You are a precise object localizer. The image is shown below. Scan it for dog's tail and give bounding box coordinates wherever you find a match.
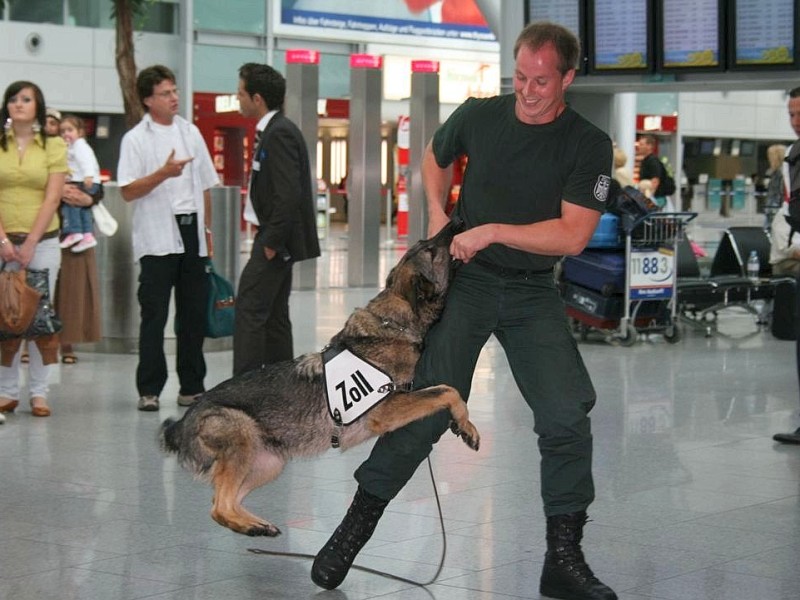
[159,417,182,455]
[159,412,216,479]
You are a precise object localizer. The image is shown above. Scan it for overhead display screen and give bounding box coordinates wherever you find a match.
[589,0,651,73]
[660,0,723,71]
[526,0,585,72]
[731,0,797,68]
[527,0,581,36]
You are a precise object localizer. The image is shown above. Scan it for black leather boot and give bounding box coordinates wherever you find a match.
[311,487,389,589]
[539,512,617,600]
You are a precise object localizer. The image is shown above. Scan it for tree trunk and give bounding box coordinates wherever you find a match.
[114,0,143,129]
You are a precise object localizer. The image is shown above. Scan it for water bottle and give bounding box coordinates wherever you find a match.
[747,250,760,282]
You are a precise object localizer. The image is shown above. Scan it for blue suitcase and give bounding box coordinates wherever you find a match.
[586,213,622,249]
[562,250,625,296]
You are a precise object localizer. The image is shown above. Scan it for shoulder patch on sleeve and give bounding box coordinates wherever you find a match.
[594,175,611,202]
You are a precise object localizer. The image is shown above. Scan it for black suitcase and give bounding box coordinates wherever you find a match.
[563,281,664,322]
[563,281,623,318]
[771,277,797,340]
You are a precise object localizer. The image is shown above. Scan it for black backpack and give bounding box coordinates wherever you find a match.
[658,158,677,197]
[786,189,800,246]
[607,184,658,219]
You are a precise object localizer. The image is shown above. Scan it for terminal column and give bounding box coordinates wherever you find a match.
[285,49,320,290]
[407,60,440,246]
[348,54,383,287]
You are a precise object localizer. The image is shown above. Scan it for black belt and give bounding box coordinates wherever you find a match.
[175,213,197,225]
[473,257,553,279]
[6,230,59,245]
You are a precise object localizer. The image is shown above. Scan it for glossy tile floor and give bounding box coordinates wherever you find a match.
[1,222,799,600]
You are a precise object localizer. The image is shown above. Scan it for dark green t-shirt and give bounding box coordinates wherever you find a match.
[432,94,612,270]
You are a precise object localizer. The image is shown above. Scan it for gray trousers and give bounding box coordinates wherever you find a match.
[355,260,597,516]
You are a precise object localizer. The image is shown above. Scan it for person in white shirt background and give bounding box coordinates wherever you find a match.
[116,64,219,412]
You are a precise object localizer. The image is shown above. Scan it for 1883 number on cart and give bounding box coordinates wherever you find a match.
[629,246,675,299]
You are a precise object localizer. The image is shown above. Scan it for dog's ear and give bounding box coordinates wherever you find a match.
[385,265,397,289]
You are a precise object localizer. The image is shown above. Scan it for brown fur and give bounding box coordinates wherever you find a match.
[160,220,479,536]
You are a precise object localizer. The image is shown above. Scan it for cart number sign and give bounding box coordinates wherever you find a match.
[629,247,674,299]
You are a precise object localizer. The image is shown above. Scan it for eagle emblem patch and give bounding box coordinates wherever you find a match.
[594,175,611,202]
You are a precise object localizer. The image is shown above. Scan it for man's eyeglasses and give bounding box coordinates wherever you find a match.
[153,88,179,99]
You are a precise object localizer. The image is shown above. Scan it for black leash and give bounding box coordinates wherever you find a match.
[247,456,447,588]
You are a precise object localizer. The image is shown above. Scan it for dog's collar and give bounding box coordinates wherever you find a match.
[378,313,428,355]
[381,317,407,332]
[365,309,410,334]
[375,314,425,353]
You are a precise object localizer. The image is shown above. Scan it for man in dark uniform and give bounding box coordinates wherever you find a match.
[311,22,617,600]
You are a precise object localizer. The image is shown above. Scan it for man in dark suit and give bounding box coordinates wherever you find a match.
[233,63,320,377]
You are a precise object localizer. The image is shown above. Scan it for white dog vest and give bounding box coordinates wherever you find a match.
[323,346,394,426]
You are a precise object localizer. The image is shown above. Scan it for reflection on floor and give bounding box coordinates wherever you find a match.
[1,224,798,600]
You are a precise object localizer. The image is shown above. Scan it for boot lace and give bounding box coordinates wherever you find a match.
[549,519,602,585]
[552,543,600,585]
[323,493,386,562]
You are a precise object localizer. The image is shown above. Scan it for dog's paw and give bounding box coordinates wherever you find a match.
[245,522,282,537]
[213,511,282,537]
[451,420,480,451]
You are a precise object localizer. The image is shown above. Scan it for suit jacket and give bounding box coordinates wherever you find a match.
[250,112,320,262]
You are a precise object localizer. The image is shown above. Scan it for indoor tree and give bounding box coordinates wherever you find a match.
[0,0,154,127]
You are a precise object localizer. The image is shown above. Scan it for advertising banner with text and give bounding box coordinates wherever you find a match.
[276,0,496,47]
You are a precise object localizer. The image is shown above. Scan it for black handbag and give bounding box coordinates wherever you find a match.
[0,268,62,340]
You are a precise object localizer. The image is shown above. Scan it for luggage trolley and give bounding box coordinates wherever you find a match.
[615,211,697,345]
[563,211,697,345]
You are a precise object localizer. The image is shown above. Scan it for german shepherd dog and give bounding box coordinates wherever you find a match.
[160,219,479,537]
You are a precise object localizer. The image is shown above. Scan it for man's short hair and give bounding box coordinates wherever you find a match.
[136,65,176,112]
[239,63,286,112]
[513,21,581,75]
[789,87,800,99]
[640,134,657,148]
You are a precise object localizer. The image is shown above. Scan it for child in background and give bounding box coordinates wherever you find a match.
[59,114,101,253]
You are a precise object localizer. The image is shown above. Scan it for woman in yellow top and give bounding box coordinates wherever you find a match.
[0,81,68,418]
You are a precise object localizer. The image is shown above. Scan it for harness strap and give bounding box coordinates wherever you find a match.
[331,408,343,448]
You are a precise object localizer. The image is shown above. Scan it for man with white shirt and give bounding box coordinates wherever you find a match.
[117,65,219,412]
[232,63,320,377]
